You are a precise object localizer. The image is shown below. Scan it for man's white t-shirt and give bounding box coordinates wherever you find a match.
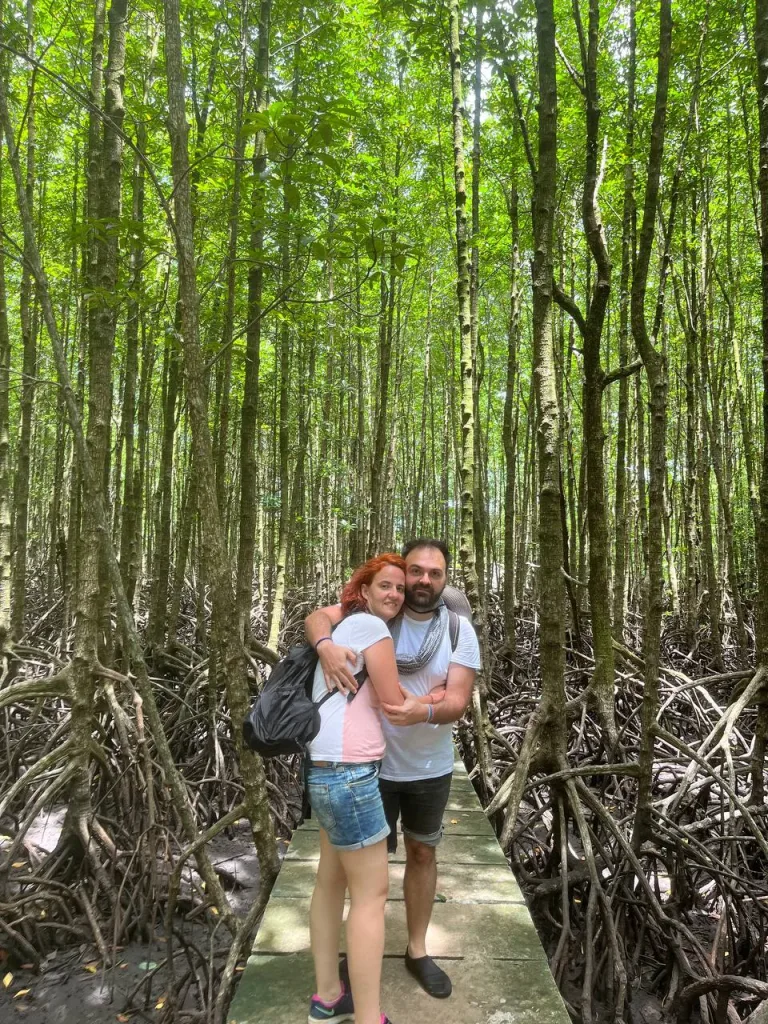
[380,612,481,781]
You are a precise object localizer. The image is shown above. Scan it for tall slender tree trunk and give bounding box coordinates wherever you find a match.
[0,136,10,650]
[533,0,566,761]
[215,16,247,531]
[237,0,272,640]
[470,2,486,611]
[613,0,635,642]
[163,0,278,877]
[49,177,77,609]
[448,0,491,789]
[575,0,617,749]
[414,273,433,537]
[167,472,197,646]
[120,33,157,608]
[516,379,535,607]
[680,204,699,645]
[717,139,749,665]
[368,219,398,556]
[10,0,37,639]
[65,0,129,856]
[503,181,521,652]
[696,217,723,669]
[267,41,303,651]
[147,331,180,647]
[754,0,768,667]
[631,0,672,851]
[494,0,568,844]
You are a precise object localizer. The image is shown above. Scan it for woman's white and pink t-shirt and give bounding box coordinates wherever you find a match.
[307,612,392,763]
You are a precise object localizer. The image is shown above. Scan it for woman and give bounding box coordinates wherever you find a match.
[306,553,444,1024]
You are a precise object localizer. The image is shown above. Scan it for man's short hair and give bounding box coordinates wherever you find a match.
[401,538,451,569]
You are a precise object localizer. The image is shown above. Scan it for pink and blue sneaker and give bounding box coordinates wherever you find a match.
[308,981,355,1023]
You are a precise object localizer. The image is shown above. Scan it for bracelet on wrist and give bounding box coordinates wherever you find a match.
[426,703,434,723]
[314,636,332,651]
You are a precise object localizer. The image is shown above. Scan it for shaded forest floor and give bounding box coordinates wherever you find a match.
[1,814,287,1023]
[1,582,766,1023]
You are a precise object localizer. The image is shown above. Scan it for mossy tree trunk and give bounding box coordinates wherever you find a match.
[237,0,272,641]
[64,0,128,860]
[448,0,491,789]
[0,135,10,651]
[752,0,768,668]
[612,0,635,644]
[10,0,37,640]
[555,0,618,750]
[502,180,521,653]
[630,0,672,850]
[531,0,567,769]
[163,0,278,877]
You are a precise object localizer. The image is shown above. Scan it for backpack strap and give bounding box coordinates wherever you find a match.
[314,667,368,708]
[448,609,460,653]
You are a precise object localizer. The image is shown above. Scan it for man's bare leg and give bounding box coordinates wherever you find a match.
[403,836,436,957]
[403,836,451,997]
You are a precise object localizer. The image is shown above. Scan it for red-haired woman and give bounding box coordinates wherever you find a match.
[306,554,444,1024]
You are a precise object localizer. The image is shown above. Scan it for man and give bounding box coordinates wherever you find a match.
[304,538,480,999]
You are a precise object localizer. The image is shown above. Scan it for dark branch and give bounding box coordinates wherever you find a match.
[503,70,537,182]
[602,358,643,390]
[552,279,587,337]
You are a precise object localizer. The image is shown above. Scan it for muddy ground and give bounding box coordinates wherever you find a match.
[0,810,284,1024]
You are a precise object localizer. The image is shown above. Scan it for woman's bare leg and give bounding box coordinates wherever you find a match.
[310,828,348,1002]
[339,839,389,1024]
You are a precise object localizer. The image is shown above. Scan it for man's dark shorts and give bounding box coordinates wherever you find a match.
[379,773,453,854]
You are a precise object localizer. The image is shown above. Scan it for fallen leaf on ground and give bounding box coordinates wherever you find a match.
[14,989,31,998]
[450,819,458,824]
[137,962,158,971]
[11,862,25,868]
[83,963,99,974]
[116,1014,132,1022]
[3,972,13,988]
[155,996,166,1009]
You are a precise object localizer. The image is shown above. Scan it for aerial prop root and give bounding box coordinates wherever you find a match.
[652,723,768,862]
[665,666,767,815]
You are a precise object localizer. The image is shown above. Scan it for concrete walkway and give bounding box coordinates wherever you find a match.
[228,758,569,1024]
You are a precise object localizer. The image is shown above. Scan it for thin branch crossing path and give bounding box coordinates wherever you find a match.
[228,755,569,1024]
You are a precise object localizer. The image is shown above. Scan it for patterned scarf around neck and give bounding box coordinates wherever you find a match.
[390,602,448,675]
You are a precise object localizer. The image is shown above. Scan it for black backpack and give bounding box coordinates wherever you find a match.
[242,642,366,757]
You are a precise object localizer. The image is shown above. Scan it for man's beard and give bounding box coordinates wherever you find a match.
[404,582,445,612]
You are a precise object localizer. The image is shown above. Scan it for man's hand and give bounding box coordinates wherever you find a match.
[318,641,358,695]
[381,686,430,727]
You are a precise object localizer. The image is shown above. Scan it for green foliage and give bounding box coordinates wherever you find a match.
[0,0,763,606]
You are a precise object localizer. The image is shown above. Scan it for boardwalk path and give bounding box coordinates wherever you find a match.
[229,757,570,1024]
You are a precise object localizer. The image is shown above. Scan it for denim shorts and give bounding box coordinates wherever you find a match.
[306,761,390,851]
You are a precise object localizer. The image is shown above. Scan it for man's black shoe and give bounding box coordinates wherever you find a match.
[404,949,452,998]
[338,955,350,989]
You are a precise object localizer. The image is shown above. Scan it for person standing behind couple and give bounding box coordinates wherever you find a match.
[305,538,481,1000]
